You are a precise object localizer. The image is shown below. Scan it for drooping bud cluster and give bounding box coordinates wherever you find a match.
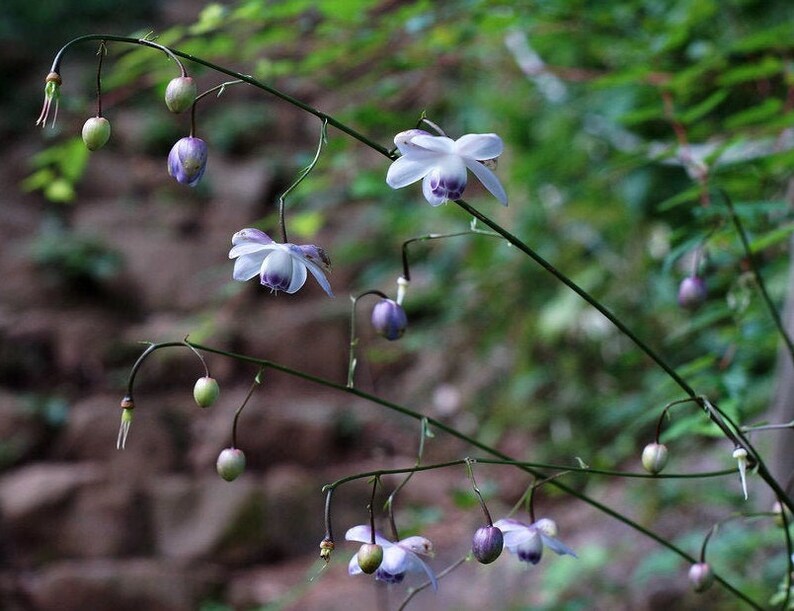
[193,376,220,408]
[471,525,503,564]
[371,298,407,340]
[164,76,197,113]
[641,442,669,474]
[82,117,111,151]
[216,447,246,481]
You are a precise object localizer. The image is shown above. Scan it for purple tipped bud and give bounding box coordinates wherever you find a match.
[168,137,208,187]
[357,543,384,574]
[165,76,197,113]
[642,442,669,474]
[193,376,220,408]
[472,525,503,564]
[371,298,407,340]
[82,117,111,151]
[216,448,246,481]
[688,562,714,592]
[678,276,707,310]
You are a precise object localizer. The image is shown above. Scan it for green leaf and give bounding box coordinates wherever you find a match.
[748,224,794,253]
[724,98,784,131]
[717,56,784,86]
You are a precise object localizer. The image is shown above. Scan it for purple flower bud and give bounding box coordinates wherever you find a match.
[165,76,197,113]
[472,525,503,564]
[678,276,707,310]
[193,376,220,408]
[371,298,407,340]
[688,562,714,592]
[357,543,384,574]
[82,117,111,151]
[641,442,669,474]
[216,447,246,481]
[168,136,208,187]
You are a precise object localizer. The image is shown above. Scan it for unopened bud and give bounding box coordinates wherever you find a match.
[371,298,407,340]
[165,76,197,113]
[688,562,714,592]
[642,442,669,474]
[82,117,111,151]
[216,447,246,481]
[193,376,220,408]
[472,525,503,564]
[357,543,384,574]
[678,276,707,310]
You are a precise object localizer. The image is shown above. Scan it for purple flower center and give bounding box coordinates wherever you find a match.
[375,569,405,584]
[260,250,294,292]
[428,168,465,201]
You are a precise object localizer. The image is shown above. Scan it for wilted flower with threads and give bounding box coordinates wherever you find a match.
[346,525,437,589]
[386,129,507,206]
[36,72,62,128]
[493,518,576,565]
[228,228,333,296]
[168,136,208,187]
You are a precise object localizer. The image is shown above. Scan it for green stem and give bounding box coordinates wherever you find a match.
[347,290,389,388]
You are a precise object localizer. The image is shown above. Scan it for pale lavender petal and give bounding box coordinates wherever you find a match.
[348,553,364,575]
[297,244,331,272]
[345,525,392,547]
[454,133,504,160]
[500,526,536,550]
[540,534,577,558]
[402,552,437,591]
[394,129,433,155]
[397,536,433,557]
[387,156,434,189]
[231,228,274,247]
[379,545,408,576]
[421,156,467,205]
[410,135,456,153]
[284,259,308,293]
[422,174,448,206]
[464,158,508,205]
[229,241,277,259]
[232,253,266,281]
[493,518,526,533]
[259,250,296,292]
[303,259,333,296]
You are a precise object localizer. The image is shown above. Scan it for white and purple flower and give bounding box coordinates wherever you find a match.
[229,228,333,296]
[345,525,437,589]
[493,518,576,565]
[386,129,508,206]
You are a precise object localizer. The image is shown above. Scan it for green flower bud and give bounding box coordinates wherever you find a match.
[165,76,197,113]
[82,117,111,151]
[216,447,246,481]
[357,543,383,574]
[193,376,220,408]
[641,442,668,474]
[688,562,714,592]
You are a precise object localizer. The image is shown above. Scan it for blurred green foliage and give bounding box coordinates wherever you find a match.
[23,0,794,606]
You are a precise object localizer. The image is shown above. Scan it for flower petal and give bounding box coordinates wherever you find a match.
[348,552,364,575]
[453,133,504,160]
[380,545,408,576]
[540,534,577,558]
[421,174,448,206]
[402,552,438,591]
[397,536,433,557]
[410,135,456,154]
[387,156,434,189]
[229,241,276,259]
[394,129,433,155]
[231,228,274,247]
[303,259,334,297]
[232,253,266,281]
[345,525,392,547]
[284,258,308,293]
[464,158,508,205]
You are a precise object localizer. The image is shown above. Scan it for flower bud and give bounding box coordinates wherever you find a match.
[371,298,407,340]
[357,543,384,574]
[164,76,197,113]
[688,562,714,592]
[641,442,669,474]
[678,276,707,310]
[472,525,503,564]
[216,447,246,481]
[82,117,111,151]
[193,376,220,408]
[168,136,208,187]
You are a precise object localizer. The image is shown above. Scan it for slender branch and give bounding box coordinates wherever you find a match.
[401,228,500,282]
[397,556,469,611]
[347,290,389,388]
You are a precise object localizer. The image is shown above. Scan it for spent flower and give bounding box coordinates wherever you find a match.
[346,525,437,589]
[494,518,577,565]
[36,72,62,128]
[386,129,507,206]
[168,136,208,187]
[229,228,333,296]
